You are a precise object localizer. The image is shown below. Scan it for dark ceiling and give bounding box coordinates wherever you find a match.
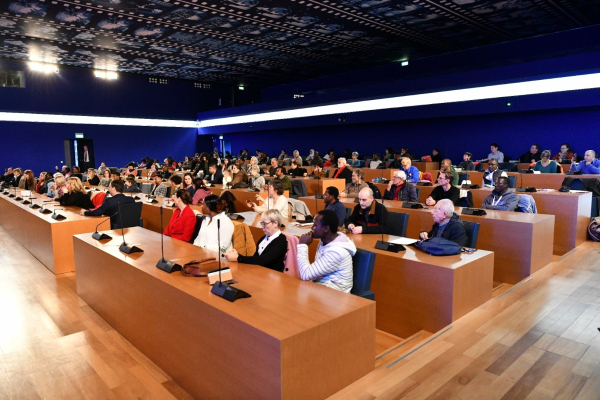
[1,0,600,87]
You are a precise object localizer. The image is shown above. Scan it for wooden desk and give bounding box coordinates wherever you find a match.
[0,190,109,274]
[74,228,375,399]
[417,186,591,255]
[210,185,289,213]
[300,197,554,284]
[289,177,346,195]
[412,162,440,172]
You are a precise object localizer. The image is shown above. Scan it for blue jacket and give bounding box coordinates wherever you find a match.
[402,166,420,183]
[325,200,347,227]
[481,189,519,211]
[571,159,600,174]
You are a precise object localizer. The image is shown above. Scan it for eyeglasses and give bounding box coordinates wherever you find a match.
[260,221,273,227]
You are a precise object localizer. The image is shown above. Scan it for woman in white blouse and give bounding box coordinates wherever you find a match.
[247,180,289,218]
[193,194,234,253]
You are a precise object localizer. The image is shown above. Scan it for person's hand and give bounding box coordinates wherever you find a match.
[224,249,239,262]
[387,182,393,191]
[339,192,347,198]
[79,209,85,216]
[351,226,363,234]
[347,224,355,231]
[255,194,263,202]
[299,231,313,245]
[303,173,307,177]
[419,231,429,240]
[425,196,435,206]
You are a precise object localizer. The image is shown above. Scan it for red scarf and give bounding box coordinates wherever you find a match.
[334,165,346,179]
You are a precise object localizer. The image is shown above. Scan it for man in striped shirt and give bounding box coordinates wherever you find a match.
[297,209,356,293]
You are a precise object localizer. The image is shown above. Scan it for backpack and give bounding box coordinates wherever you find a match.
[589,217,600,241]
[414,237,462,256]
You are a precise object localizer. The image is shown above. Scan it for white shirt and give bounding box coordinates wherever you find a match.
[193,212,234,253]
[258,230,282,255]
[255,195,289,218]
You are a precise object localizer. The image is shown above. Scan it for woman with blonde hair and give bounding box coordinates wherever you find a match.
[48,175,67,199]
[58,177,93,209]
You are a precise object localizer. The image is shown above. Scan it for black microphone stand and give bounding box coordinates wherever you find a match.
[91,211,117,241]
[156,206,182,273]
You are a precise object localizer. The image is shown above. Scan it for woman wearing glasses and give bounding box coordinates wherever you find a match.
[224,209,288,272]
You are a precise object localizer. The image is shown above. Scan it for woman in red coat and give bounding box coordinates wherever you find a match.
[163,189,197,242]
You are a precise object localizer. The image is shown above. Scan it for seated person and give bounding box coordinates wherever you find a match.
[159,166,172,180]
[80,180,134,216]
[203,163,223,186]
[230,164,248,186]
[222,168,233,186]
[163,189,196,242]
[519,144,542,163]
[58,177,94,209]
[150,175,169,197]
[291,150,303,166]
[339,169,368,198]
[306,149,315,163]
[268,158,280,176]
[87,169,100,186]
[458,152,475,171]
[370,153,383,169]
[431,148,442,163]
[399,147,412,160]
[248,180,289,218]
[193,195,234,252]
[553,143,574,163]
[278,149,288,162]
[348,152,361,167]
[10,168,23,187]
[383,147,394,162]
[110,172,120,183]
[332,157,353,184]
[311,151,323,166]
[533,150,558,173]
[71,166,83,181]
[388,152,403,169]
[97,162,107,175]
[481,176,519,211]
[426,170,460,206]
[249,165,265,189]
[192,178,212,205]
[323,186,346,228]
[1,167,14,186]
[243,156,259,174]
[485,143,504,162]
[482,159,507,188]
[437,159,459,185]
[182,173,195,197]
[571,150,600,174]
[35,172,48,194]
[297,209,355,293]
[47,175,67,199]
[274,167,292,194]
[309,163,326,178]
[258,152,269,165]
[124,175,142,193]
[224,209,288,272]
[287,160,307,177]
[383,170,418,202]
[346,187,389,234]
[18,169,36,191]
[401,158,420,183]
[419,199,468,246]
[169,175,182,195]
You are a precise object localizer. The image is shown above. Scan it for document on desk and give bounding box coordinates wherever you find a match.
[388,237,419,245]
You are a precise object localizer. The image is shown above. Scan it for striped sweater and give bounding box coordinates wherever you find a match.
[297,233,356,293]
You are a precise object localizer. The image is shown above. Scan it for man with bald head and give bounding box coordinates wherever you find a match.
[401,157,420,183]
[419,199,468,246]
[346,187,389,234]
[571,150,600,174]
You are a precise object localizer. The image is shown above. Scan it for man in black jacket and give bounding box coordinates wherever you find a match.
[332,157,353,184]
[81,179,134,217]
[346,187,389,234]
[419,199,468,246]
[203,163,223,185]
[1,168,14,187]
[383,170,418,202]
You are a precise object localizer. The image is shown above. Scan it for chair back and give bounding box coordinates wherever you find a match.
[415,187,421,203]
[165,186,172,197]
[460,190,474,208]
[351,248,376,300]
[111,202,143,230]
[189,215,205,243]
[387,211,409,237]
[499,162,518,172]
[366,182,382,199]
[462,220,480,248]
[507,175,517,188]
[458,173,470,185]
[344,207,352,226]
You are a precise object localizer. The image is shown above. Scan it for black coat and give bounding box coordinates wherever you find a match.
[84,193,135,217]
[383,183,418,202]
[346,200,389,234]
[59,191,94,209]
[206,168,223,185]
[427,213,468,247]
[87,175,100,186]
[238,234,288,272]
[333,166,353,184]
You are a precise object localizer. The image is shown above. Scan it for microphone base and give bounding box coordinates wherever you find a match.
[39,208,52,214]
[14,196,22,201]
[375,241,405,253]
[461,208,487,216]
[7,194,15,198]
[210,281,251,302]
[315,194,324,199]
[21,199,31,205]
[156,258,182,273]
[29,203,41,209]
[119,243,144,254]
[92,231,112,241]
[401,202,423,209]
[51,213,66,220]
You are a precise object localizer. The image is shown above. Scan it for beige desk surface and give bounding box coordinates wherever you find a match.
[74,227,374,399]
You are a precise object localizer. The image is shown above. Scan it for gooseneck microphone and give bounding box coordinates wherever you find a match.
[156,206,182,273]
[91,211,118,241]
[375,195,403,253]
[51,207,67,220]
[118,197,143,254]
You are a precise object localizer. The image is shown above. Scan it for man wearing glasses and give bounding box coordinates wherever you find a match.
[425,170,460,206]
[481,177,519,211]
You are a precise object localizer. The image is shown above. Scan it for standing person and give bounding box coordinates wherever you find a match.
[163,190,197,242]
[79,145,93,171]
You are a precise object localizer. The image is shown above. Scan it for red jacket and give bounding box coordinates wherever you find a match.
[164,205,196,242]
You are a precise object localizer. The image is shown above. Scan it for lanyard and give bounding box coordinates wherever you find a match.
[492,195,503,206]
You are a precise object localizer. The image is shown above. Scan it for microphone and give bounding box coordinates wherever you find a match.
[8,187,16,198]
[118,198,143,254]
[29,194,42,209]
[210,218,251,302]
[91,211,118,240]
[51,207,67,220]
[156,206,182,273]
[14,188,23,201]
[375,193,403,252]
[39,202,55,214]
[21,191,34,205]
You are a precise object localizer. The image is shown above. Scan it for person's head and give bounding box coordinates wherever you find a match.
[560,143,571,154]
[541,150,551,160]
[271,158,278,168]
[323,186,339,204]
[100,162,106,167]
[125,175,136,187]
[73,166,80,174]
[312,209,339,238]
[432,148,440,156]
[169,175,182,187]
[352,151,359,160]
[328,149,335,157]
[173,187,192,207]
[275,166,285,177]
[373,153,380,161]
[102,169,110,179]
[441,159,452,170]
[260,209,282,236]
[54,172,64,180]
[232,164,240,174]
[202,194,226,215]
[281,149,286,155]
[269,180,284,196]
[337,157,346,168]
[314,162,323,171]
[110,172,120,180]
[293,150,299,157]
[12,168,21,176]
[358,187,374,210]
[208,163,217,174]
[250,156,258,165]
[250,165,260,176]
[222,168,232,178]
[351,169,364,184]
[290,160,298,169]
[432,199,454,225]
[200,152,209,162]
[83,145,88,151]
[183,173,193,187]
[38,171,46,180]
[110,179,124,194]
[490,143,500,154]
[87,169,96,177]
[223,158,230,166]
[401,157,412,169]
[6,167,13,174]
[67,177,86,193]
[494,176,510,194]
[437,170,453,186]
[394,151,402,160]
[391,170,406,185]
[530,144,540,154]
[24,169,34,181]
[154,175,163,184]
[193,177,206,189]
[584,150,596,163]
[401,147,409,154]
[55,176,66,187]
[385,147,393,155]
[488,159,499,172]
[463,152,472,161]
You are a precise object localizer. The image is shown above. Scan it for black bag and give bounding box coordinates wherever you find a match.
[414,237,462,256]
[589,217,600,241]
[231,182,250,189]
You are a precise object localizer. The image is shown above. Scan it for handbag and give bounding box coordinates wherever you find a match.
[414,237,462,256]
[589,217,600,242]
[180,258,220,277]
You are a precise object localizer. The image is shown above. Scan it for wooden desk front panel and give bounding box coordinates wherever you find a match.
[290,177,345,195]
[210,186,289,214]
[413,162,440,172]
[74,228,374,399]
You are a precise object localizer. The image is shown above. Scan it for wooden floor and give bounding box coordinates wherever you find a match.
[1,224,599,399]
